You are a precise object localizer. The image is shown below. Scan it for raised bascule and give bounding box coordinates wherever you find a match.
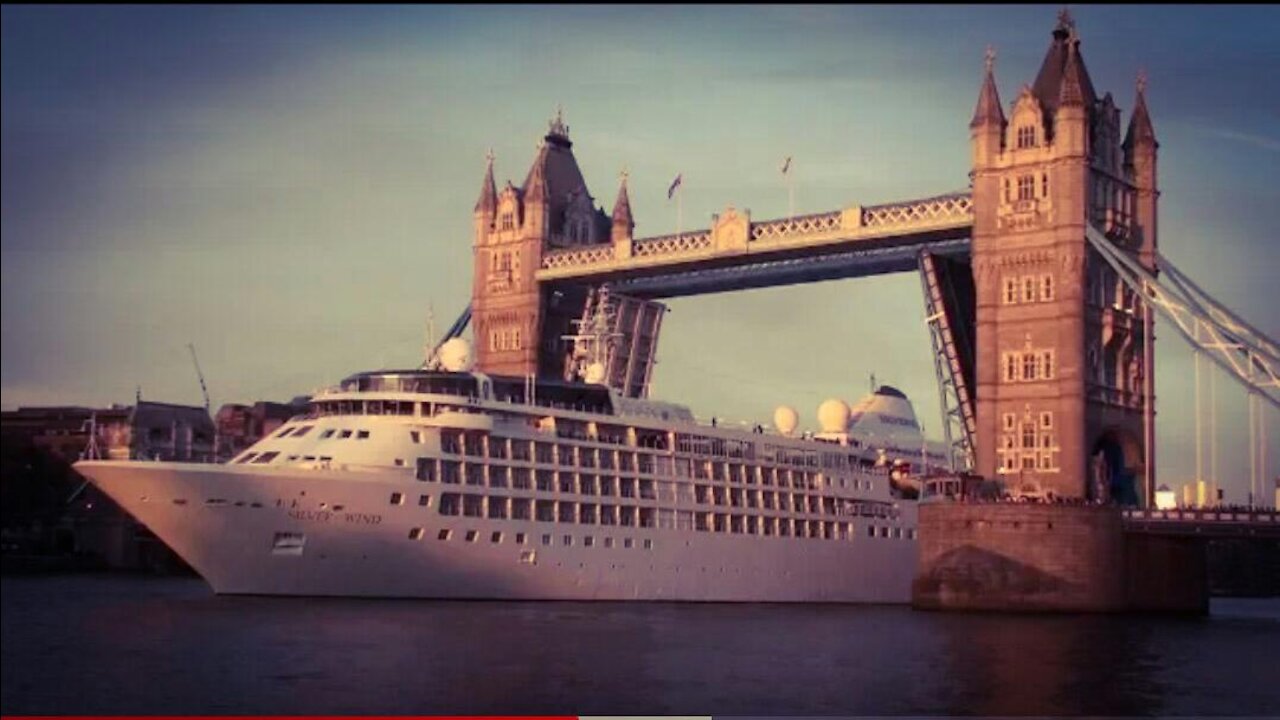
[457,12,1278,610]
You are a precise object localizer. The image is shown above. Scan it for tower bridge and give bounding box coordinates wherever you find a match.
[453,10,1279,612]
[536,192,974,293]
[461,8,1277,569]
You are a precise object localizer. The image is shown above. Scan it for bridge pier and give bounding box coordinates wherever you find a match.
[1124,533,1208,614]
[913,502,1210,614]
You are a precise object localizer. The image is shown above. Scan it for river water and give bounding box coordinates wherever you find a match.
[2,574,1277,716]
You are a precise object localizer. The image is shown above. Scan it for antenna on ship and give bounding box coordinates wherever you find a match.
[65,412,101,506]
[188,343,211,413]
[81,412,100,461]
[423,303,437,368]
[561,286,623,385]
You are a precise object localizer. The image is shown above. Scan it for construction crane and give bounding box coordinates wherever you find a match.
[188,343,210,412]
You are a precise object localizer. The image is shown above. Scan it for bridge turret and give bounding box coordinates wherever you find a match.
[522,144,551,239]
[1053,29,1091,160]
[611,171,634,244]
[473,150,498,242]
[473,109,601,380]
[1124,72,1159,268]
[970,45,1006,168]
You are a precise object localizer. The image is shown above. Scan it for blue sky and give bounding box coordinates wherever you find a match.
[2,5,1277,500]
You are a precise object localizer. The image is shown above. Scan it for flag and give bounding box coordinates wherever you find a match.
[781,156,792,175]
[667,173,683,200]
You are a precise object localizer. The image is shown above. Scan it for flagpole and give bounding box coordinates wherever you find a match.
[677,184,683,239]
[781,156,795,219]
[778,157,788,220]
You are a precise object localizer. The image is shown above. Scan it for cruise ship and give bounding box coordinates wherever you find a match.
[75,341,935,602]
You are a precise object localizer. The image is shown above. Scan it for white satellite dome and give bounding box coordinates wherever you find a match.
[437,337,474,372]
[817,398,851,434]
[773,405,799,436]
[584,362,607,384]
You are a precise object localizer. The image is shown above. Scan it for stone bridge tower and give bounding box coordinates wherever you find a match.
[970,12,1159,501]
[471,111,612,378]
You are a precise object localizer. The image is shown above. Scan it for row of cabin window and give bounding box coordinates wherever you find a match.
[449,427,841,467]
[424,492,911,541]
[759,443,826,468]
[434,439,866,488]
[1002,350,1056,383]
[696,515,913,541]
[274,425,372,441]
[692,486,892,516]
[238,450,334,465]
[418,527,655,551]
[311,401,487,418]
[1003,274,1055,304]
[677,434,758,459]
[435,493,662,526]
[417,458,875,496]
[419,490,896,526]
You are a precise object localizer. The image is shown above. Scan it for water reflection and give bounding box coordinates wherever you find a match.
[2,576,1276,715]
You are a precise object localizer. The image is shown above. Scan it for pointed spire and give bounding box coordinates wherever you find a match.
[970,45,1006,129]
[546,104,571,148]
[474,148,497,215]
[1032,9,1096,117]
[1057,30,1087,108]
[612,169,633,229]
[1056,7,1074,38]
[1124,69,1158,150]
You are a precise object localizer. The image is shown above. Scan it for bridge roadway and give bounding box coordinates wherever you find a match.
[536,192,973,298]
[1122,507,1280,539]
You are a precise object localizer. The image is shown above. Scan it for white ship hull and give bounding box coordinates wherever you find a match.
[79,460,917,603]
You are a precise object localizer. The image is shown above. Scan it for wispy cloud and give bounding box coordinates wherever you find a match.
[1205,128,1280,153]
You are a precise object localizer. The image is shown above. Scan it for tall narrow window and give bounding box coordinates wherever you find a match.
[1022,352,1038,381]
[1041,173,1050,197]
[1004,354,1017,382]
[1040,274,1054,302]
[1004,278,1019,304]
[1017,175,1035,201]
[1023,276,1037,303]
[1041,350,1055,379]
